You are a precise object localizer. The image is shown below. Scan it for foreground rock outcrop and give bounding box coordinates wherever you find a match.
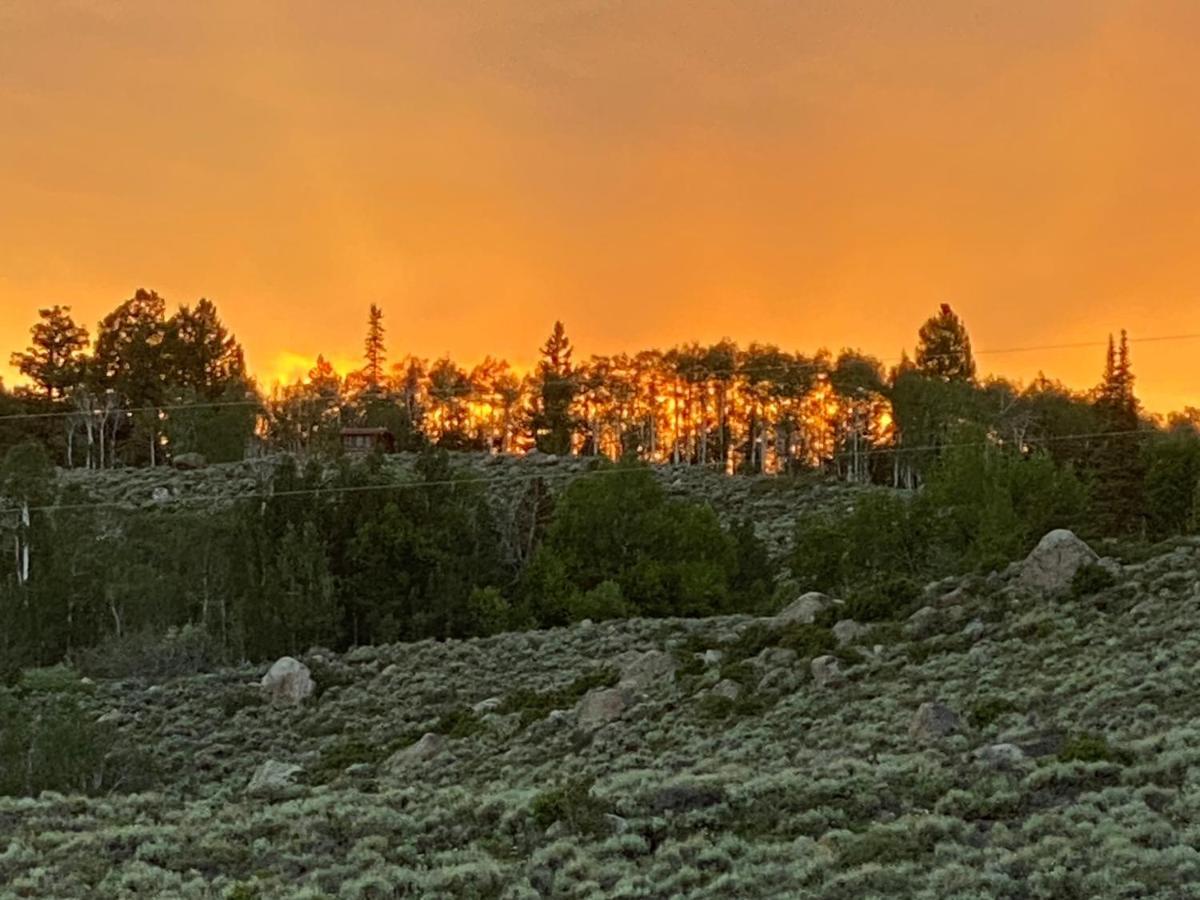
[1018,529,1098,595]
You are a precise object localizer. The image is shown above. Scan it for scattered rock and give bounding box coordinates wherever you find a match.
[776,591,835,625]
[246,759,304,799]
[811,655,841,688]
[576,688,626,729]
[387,733,446,769]
[909,701,960,742]
[755,647,797,669]
[619,650,676,691]
[832,619,869,647]
[260,657,314,704]
[1018,529,1098,595]
[711,679,741,701]
[757,668,799,694]
[172,452,207,471]
[905,606,940,639]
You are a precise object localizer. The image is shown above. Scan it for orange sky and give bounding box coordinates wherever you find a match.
[2,1,1198,412]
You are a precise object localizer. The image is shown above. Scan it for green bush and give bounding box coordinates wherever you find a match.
[73,624,225,681]
[497,667,619,727]
[968,696,1019,729]
[529,776,611,835]
[0,693,155,796]
[843,576,921,623]
[1059,733,1133,766]
[1070,563,1117,599]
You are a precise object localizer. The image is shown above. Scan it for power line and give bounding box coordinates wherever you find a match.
[1,331,1197,424]
[0,424,1164,518]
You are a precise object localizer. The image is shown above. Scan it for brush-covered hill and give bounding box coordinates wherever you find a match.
[53,451,866,558]
[3,530,1200,898]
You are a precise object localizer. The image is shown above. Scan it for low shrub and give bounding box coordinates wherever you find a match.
[968,696,1019,729]
[1071,563,1117,599]
[529,776,611,836]
[843,576,922,623]
[1058,733,1133,766]
[497,667,619,727]
[73,624,224,681]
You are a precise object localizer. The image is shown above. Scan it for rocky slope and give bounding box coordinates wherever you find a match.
[4,530,1200,897]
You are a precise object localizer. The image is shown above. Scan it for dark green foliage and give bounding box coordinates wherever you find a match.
[521,464,764,622]
[968,697,1019,729]
[73,625,225,680]
[0,692,154,796]
[1070,562,1117,599]
[838,826,937,869]
[843,576,921,623]
[1142,429,1200,539]
[310,738,391,784]
[1059,733,1134,766]
[496,667,619,728]
[529,775,610,835]
[696,691,772,720]
[435,707,484,739]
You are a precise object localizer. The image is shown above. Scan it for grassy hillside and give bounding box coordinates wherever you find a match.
[4,532,1200,898]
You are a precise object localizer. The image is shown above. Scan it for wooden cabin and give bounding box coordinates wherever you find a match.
[340,426,396,455]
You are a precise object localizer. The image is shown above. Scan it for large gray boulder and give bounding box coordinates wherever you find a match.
[577,688,626,729]
[832,619,869,647]
[1018,529,1098,595]
[260,657,314,704]
[811,655,841,688]
[776,592,835,626]
[246,759,304,799]
[909,701,960,742]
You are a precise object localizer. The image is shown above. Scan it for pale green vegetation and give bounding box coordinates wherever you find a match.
[4,535,1200,898]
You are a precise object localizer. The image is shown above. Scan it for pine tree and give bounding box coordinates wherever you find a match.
[1091,330,1144,535]
[363,304,386,392]
[915,303,976,382]
[532,321,577,455]
[10,306,90,400]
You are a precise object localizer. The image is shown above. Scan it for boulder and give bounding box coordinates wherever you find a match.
[576,688,626,729]
[832,619,869,647]
[776,591,835,625]
[619,650,676,691]
[1018,529,1098,595]
[757,668,799,694]
[260,657,314,704]
[172,452,207,471]
[387,732,446,770]
[702,649,724,667]
[909,701,960,742]
[811,655,841,688]
[905,606,940,639]
[471,696,503,715]
[711,679,741,701]
[246,759,303,799]
[961,619,986,641]
[755,647,798,670]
